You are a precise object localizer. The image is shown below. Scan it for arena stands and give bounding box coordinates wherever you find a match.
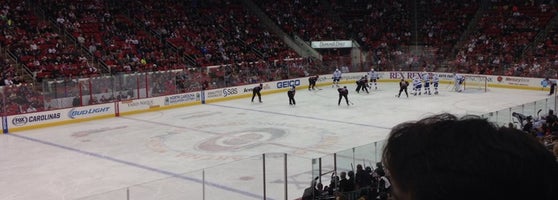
[0,0,557,112]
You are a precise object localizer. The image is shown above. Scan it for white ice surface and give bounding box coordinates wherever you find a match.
[0,83,550,200]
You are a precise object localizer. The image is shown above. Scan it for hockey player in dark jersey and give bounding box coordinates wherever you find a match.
[355,75,369,93]
[287,85,296,105]
[546,77,557,96]
[397,78,409,98]
[308,75,318,90]
[251,83,263,103]
[338,86,350,106]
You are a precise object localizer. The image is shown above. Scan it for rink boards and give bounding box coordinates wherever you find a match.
[2,71,550,133]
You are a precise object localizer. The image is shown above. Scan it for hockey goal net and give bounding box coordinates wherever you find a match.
[463,75,488,92]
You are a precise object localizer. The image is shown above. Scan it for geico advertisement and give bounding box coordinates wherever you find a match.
[275,79,302,88]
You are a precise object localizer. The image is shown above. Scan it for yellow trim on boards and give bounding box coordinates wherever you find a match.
[8,114,115,133]
[4,80,550,133]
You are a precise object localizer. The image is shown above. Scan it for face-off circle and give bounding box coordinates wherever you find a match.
[147,121,339,160]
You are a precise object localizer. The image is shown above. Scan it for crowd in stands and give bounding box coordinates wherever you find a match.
[128,0,298,66]
[1,0,558,116]
[257,0,348,42]
[455,0,557,77]
[334,0,412,70]
[36,0,188,74]
[301,163,391,200]
[513,109,558,159]
[1,0,100,81]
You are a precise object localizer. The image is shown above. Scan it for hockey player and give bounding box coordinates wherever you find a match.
[422,71,431,95]
[308,75,318,90]
[337,86,350,106]
[332,68,342,87]
[368,68,379,90]
[251,83,263,103]
[545,77,557,96]
[355,75,369,94]
[397,78,409,98]
[287,85,296,105]
[432,73,440,95]
[412,76,422,96]
[454,73,465,92]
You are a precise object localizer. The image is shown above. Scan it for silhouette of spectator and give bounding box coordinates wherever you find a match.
[382,113,558,200]
[338,171,354,193]
[301,177,319,200]
[355,164,371,189]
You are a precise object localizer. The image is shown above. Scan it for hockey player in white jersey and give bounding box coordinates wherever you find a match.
[454,73,465,92]
[422,71,431,95]
[432,73,440,95]
[412,76,422,95]
[332,68,342,87]
[367,68,379,90]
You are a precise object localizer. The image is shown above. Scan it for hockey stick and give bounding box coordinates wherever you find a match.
[447,81,455,92]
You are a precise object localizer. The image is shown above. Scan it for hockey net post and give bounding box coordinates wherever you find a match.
[463,75,488,92]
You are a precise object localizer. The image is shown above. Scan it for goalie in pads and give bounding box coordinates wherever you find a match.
[454,73,465,92]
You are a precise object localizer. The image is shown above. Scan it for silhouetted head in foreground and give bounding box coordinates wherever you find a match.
[382,113,558,200]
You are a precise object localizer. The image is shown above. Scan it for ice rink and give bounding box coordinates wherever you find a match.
[0,82,551,200]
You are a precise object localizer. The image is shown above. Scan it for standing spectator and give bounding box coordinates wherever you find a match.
[337,86,350,106]
[72,96,81,107]
[546,110,558,126]
[375,170,391,200]
[3,77,14,86]
[287,85,296,105]
[347,171,356,191]
[382,113,558,200]
[251,83,263,103]
[301,178,319,200]
[355,164,371,189]
[338,171,354,193]
[328,172,340,195]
